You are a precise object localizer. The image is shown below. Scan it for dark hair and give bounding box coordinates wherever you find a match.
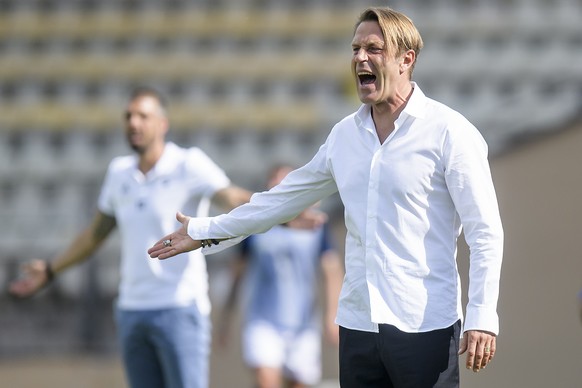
[129,86,168,111]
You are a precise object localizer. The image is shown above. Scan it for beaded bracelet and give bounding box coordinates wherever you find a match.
[200,239,221,248]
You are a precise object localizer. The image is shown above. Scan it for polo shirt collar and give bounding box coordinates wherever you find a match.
[152,142,180,176]
[131,142,181,181]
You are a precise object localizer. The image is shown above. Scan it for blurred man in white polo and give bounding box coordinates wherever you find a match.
[10,87,251,388]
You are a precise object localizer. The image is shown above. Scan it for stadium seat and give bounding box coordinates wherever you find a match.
[1,0,582,294]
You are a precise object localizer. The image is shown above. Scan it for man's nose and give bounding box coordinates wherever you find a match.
[354,48,368,62]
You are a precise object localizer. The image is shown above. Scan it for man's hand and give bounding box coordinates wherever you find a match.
[458,329,496,372]
[9,259,51,298]
[148,212,200,260]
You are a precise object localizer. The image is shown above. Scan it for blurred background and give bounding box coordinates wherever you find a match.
[1,0,582,387]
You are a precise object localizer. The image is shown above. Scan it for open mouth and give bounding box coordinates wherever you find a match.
[358,71,376,85]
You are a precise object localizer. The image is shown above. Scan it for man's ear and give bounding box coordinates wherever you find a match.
[400,49,416,74]
[160,117,170,136]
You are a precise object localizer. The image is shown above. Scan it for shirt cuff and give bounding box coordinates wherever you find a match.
[187,217,213,239]
[186,216,247,255]
[463,306,499,335]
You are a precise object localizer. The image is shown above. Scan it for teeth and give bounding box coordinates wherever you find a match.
[358,71,373,76]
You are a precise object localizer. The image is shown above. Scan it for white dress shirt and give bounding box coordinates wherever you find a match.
[99,142,230,313]
[188,84,503,334]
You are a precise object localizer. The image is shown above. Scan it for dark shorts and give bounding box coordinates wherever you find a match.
[339,320,461,388]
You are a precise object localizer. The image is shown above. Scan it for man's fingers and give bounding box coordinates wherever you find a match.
[465,345,477,371]
[157,249,176,260]
[148,234,174,257]
[176,211,190,224]
[148,219,199,260]
[462,331,497,372]
[149,246,171,259]
[148,243,169,258]
[462,331,480,372]
[458,335,468,355]
[480,337,496,369]
[148,234,193,260]
[483,339,496,366]
[149,246,174,260]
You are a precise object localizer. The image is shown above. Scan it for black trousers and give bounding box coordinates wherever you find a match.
[339,320,461,388]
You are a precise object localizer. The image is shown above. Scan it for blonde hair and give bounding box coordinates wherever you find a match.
[354,7,424,76]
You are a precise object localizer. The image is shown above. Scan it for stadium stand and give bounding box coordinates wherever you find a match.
[1,0,582,354]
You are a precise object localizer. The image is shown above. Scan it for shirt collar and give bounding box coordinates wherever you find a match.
[131,142,180,181]
[355,81,427,133]
[152,142,180,176]
[403,81,427,120]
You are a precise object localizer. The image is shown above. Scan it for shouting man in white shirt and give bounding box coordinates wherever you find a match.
[148,7,504,388]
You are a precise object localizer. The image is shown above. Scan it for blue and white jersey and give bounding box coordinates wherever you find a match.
[241,224,333,332]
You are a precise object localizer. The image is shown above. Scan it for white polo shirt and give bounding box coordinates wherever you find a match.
[98,142,230,313]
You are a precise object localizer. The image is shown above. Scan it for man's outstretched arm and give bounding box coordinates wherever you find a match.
[10,211,116,296]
